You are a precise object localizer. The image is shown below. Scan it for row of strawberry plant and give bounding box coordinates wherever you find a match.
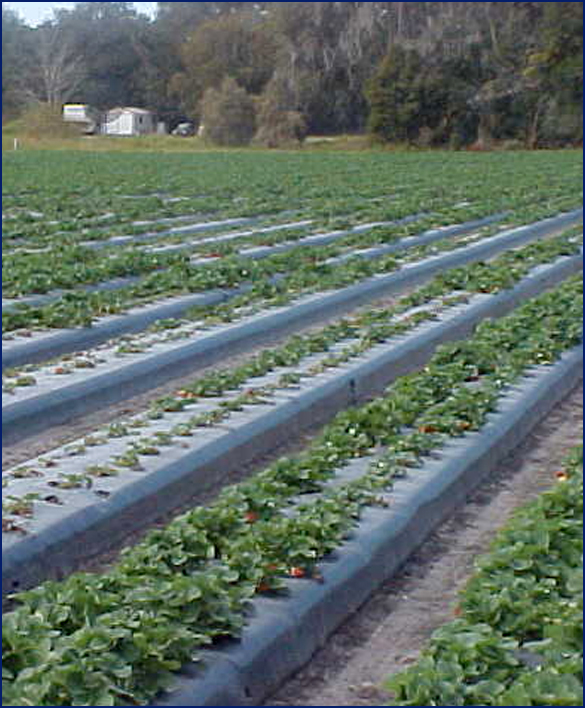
[3,201,578,334]
[134,185,577,258]
[0,214,495,330]
[2,229,581,401]
[3,238,577,531]
[0,158,447,245]
[385,445,583,706]
[125,214,581,338]
[2,194,502,299]
[0,206,493,330]
[2,275,582,706]
[2,208,261,252]
[76,197,425,251]
[2,246,187,299]
[2,169,574,281]
[2,293,465,517]
[2,207,430,298]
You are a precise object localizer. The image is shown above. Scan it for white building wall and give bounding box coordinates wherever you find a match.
[103,111,155,136]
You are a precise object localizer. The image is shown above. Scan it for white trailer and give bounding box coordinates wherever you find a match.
[62,104,99,134]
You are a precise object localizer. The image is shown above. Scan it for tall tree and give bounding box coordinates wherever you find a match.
[523,1,583,145]
[366,1,582,148]
[34,25,86,106]
[2,8,35,118]
[267,2,390,133]
[171,7,275,120]
[367,45,429,144]
[3,1,581,146]
[155,2,257,40]
[51,2,149,108]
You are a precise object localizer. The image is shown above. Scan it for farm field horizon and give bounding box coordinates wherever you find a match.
[2,147,583,707]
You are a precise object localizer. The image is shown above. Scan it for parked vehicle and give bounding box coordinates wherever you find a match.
[172,122,195,137]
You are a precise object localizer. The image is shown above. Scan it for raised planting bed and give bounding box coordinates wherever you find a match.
[0,208,495,314]
[2,209,581,371]
[0,208,504,363]
[3,220,306,306]
[2,254,582,588]
[80,215,262,250]
[2,277,582,706]
[147,219,315,256]
[3,294,473,592]
[385,445,583,707]
[2,211,429,311]
[2,226,582,445]
[153,348,583,708]
[186,212,433,264]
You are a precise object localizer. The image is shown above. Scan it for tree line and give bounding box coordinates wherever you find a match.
[2,1,582,148]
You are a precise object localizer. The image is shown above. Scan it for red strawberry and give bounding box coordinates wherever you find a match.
[289,567,305,578]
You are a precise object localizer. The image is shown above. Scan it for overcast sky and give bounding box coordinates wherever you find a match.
[3,1,158,25]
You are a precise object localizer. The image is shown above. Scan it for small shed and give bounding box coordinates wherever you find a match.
[102,107,156,136]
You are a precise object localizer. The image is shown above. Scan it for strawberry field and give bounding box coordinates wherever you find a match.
[2,149,583,706]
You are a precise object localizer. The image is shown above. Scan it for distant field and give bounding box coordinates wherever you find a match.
[3,148,582,224]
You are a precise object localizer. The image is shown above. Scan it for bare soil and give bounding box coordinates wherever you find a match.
[264,382,583,707]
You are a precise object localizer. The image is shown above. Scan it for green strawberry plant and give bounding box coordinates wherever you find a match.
[385,446,583,706]
[3,276,582,705]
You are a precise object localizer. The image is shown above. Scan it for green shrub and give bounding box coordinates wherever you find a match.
[200,77,256,147]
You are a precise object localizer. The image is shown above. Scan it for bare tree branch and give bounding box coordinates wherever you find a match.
[36,26,86,105]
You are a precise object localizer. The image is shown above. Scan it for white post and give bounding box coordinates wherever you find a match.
[13,138,19,150]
